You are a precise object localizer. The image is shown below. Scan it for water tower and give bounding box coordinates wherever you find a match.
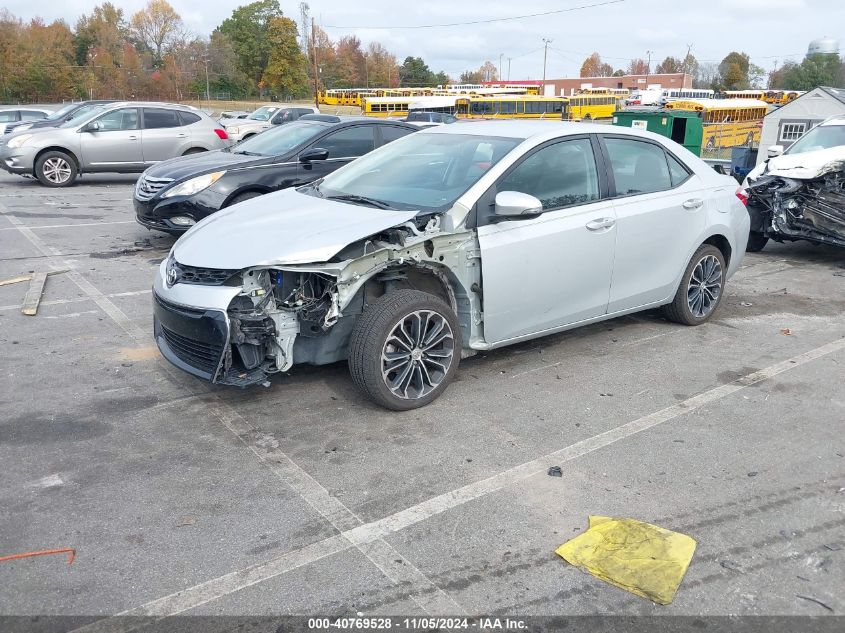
[807,36,839,57]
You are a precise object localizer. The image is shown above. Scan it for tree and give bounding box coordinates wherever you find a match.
[627,58,649,75]
[612,69,625,77]
[681,53,699,79]
[579,52,602,77]
[655,56,681,74]
[695,61,720,89]
[261,16,308,97]
[366,42,399,88]
[75,3,128,67]
[335,35,366,87]
[130,0,185,66]
[399,56,434,87]
[777,53,844,91]
[718,51,751,90]
[459,69,482,83]
[217,0,283,86]
[478,61,498,82]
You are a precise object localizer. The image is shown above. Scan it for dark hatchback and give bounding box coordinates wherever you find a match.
[4,100,117,134]
[134,116,417,234]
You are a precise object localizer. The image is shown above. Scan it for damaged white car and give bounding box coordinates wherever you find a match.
[153,122,749,409]
[743,117,845,251]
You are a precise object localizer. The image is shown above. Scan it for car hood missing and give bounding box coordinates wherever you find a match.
[172,188,418,269]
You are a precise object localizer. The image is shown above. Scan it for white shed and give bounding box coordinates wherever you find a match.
[756,87,845,164]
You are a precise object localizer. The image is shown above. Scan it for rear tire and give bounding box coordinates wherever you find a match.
[663,244,726,326]
[35,151,77,187]
[746,231,769,252]
[348,289,461,411]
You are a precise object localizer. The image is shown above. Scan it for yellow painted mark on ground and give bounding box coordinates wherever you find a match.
[118,346,160,362]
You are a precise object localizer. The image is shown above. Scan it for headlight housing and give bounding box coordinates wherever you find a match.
[8,134,34,149]
[162,171,225,198]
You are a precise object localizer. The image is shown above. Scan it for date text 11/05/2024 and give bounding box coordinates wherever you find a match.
[307,617,528,630]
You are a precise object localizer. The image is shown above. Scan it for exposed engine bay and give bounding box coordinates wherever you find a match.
[747,161,845,248]
[218,215,479,386]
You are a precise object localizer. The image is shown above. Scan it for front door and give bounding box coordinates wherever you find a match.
[79,107,143,168]
[297,125,376,182]
[477,136,617,344]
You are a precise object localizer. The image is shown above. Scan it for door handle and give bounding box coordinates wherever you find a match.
[176,133,187,138]
[585,217,616,231]
[683,198,703,209]
[128,135,138,140]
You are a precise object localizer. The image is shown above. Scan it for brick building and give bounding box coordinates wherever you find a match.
[541,73,693,96]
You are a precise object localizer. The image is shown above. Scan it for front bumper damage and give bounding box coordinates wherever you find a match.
[747,161,845,248]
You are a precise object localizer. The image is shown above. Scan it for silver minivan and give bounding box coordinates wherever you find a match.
[0,102,231,187]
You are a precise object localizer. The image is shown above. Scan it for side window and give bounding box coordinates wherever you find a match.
[604,137,672,196]
[498,138,599,211]
[272,109,295,124]
[315,126,375,158]
[20,110,47,120]
[297,108,316,117]
[666,152,691,187]
[179,111,201,125]
[95,108,139,131]
[0,111,18,122]
[380,125,413,144]
[143,108,181,129]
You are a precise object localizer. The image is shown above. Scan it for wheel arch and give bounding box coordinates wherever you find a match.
[34,146,80,174]
[222,186,274,208]
[702,233,733,267]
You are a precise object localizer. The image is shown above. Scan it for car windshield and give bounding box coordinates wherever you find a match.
[232,121,325,156]
[46,103,79,120]
[247,106,279,121]
[59,105,107,128]
[785,124,845,154]
[317,132,521,212]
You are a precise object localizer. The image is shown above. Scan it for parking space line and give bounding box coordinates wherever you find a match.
[0,199,464,617]
[68,334,845,631]
[0,220,136,231]
[0,289,151,312]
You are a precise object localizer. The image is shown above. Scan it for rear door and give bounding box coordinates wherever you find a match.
[79,107,143,168]
[141,108,186,163]
[297,124,377,181]
[376,124,415,147]
[598,134,707,312]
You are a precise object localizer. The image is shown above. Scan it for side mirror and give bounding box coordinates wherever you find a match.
[493,191,543,218]
[84,121,101,132]
[299,148,329,162]
[767,145,784,158]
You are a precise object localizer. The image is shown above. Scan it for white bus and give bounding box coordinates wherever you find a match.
[660,88,715,105]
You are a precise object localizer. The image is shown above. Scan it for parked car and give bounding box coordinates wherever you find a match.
[152,121,748,409]
[135,116,417,234]
[0,107,53,135]
[220,105,320,142]
[405,111,458,125]
[3,100,116,135]
[219,110,250,122]
[742,116,845,251]
[0,102,230,187]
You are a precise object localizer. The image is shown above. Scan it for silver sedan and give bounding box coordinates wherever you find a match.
[152,121,750,409]
[0,102,231,187]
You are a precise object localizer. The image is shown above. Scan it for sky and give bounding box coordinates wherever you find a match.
[4,0,842,80]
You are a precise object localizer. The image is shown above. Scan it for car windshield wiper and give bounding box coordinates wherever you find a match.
[325,194,393,209]
[232,150,262,156]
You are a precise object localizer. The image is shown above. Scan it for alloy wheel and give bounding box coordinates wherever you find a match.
[687,254,723,318]
[381,310,455,400]
[42,157,72,184]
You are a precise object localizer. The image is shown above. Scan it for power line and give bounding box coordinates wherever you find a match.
[322,0,625,30]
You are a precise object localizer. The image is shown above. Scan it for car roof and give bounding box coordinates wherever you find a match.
[417,119,648,141]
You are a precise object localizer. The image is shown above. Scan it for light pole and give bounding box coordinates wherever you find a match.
[507,57,512,81]
[542,38,553,92]
[499,53,503,82]
[203,57,210,104]
[645,50,652,86]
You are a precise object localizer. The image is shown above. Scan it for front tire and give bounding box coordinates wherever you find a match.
[663,244,726,326]
[348,289,461,410]
[35,151,77,187]
[746,231,769,252]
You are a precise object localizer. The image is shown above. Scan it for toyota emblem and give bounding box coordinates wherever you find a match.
[166,260,178,287]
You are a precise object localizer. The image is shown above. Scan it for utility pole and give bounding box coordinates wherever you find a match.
[203,57,210,104]
[542,38,553,92]
[645,50,652,86]
[499,53,503,82]
[683,43,693,86]
[311,17,319,109]
[507,57,512,81]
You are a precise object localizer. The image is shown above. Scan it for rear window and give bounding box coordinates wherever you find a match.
[144,108,182,129]
[381,125,414,144]
[604,137,672,196]
[180,111,202,125]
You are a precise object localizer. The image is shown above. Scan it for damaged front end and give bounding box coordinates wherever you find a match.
[747,161,845,248]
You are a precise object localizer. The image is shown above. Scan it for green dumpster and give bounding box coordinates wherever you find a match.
[612,109,703,156]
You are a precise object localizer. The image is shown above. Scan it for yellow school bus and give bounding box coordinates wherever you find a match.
[665,98,769,148]
[578,87,630,99]
[762,90,805,106]
[454,95,568,119]
[318,89,380,107]
[566,94,622,120]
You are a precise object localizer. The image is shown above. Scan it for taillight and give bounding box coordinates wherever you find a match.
[214,128,228,140]
[736,188,748,206]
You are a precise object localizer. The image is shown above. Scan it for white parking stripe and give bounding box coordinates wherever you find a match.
[0,220,136,231]
[0,289,152,312]
[0,199,464,617]
[68,334,845,632]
